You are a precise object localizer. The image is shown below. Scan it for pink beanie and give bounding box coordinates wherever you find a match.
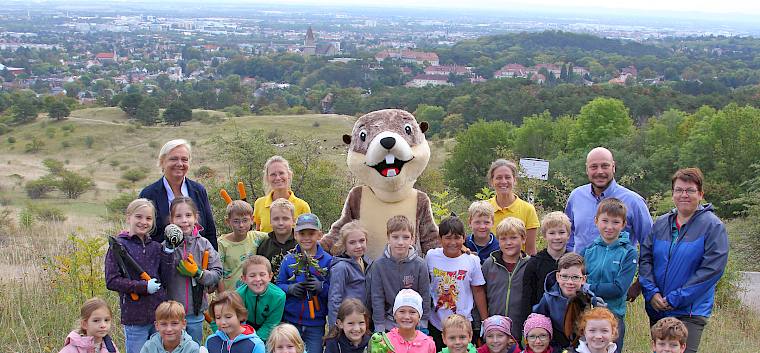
[482,315,514,340]
[523,313,553,339]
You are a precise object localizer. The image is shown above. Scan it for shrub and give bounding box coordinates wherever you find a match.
[222,105,248,117]
[110,160,121,168]
[7,136,15,144]
[58,170,95,199]
[61,140,71,148]
[24,177,58,199]
[45,234,110,309]
[84,135,94,148]
[105,192,138,222]
[25,203,67,222]
[195,165,216,179]
[122,167,148,183]
[0,123,10,135]
[148,140,159,149]
[45,127,56,138]
[18,208,34,227]
[61,123,75,132]
[24,137,44,153]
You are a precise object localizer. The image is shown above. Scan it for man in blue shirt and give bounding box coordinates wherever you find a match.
[565,147,652,253]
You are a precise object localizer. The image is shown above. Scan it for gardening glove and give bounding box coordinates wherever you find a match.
[287,282,306,298]
[146,278,161,294]
[304,277,323,294]
[177,253,201,278]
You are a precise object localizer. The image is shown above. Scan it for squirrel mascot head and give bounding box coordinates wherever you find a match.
[343,109,431,203]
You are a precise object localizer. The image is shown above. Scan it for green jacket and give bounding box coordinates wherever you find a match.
[237,282,286,341]
[439,343,477,353]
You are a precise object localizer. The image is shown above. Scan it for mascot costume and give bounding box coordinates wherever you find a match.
[321,109,439,260]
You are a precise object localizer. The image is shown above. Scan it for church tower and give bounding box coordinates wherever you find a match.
[303,26,316,56]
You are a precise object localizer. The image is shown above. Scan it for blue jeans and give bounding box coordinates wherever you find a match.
[615,315,625,353]
[186,313,205,345]
[124,324,156,353]
[293,324,325,353]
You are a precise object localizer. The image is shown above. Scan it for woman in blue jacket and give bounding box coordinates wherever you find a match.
[639,167,729,353]
[139,139,218,249]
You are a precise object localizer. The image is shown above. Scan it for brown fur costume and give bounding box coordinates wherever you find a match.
[321,109,440,259]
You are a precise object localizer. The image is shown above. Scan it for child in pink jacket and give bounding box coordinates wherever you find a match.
[376,289,436,353]
[59,297,119,353]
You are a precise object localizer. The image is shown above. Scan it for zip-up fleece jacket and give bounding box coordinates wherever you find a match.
[385,328,436,353]
[639,204,729,320]
[237,282,285,341]
[58,331,119,353]
[481,250,530,341]
[140,330,199,353]
[439,343,477,353]
[581,232,637,318]
[366,245,431,332]
[328,253,373,326]
[522,249,561,309]
[532,278,603,349]
[324,333,370,353]
[105,231,174,325]
[276,244,332,327]
[205,325,265,353]
[166,224,223,315]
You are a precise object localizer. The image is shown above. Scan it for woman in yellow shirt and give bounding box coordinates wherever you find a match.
[487,159,539,255]
[253,155,311,232]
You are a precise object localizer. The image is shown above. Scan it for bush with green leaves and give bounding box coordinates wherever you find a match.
[24,176,58,199]
[105,192,139,223]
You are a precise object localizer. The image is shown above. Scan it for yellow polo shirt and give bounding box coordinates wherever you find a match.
[253,190,311,233]
[489,195,540,233]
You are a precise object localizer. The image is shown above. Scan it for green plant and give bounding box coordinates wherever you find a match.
[7,136,15,144]
[45,127,56,138]
[24,137,44,153]
[109,160,120,167]
[84,135,94,148]
[430,190,457,224]
[45,234,111,309]
[24,176,58,199]
[18,208,34,227]
[61,140,71,148]
[475,186,495,201]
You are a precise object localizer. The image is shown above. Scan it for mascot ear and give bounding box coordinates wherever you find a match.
[343,134,352,145]
[419,121,429,133]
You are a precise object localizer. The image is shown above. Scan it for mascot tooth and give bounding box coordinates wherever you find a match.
[321,109,440,260]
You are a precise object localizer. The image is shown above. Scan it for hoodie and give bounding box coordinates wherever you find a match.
[58,331,118,353]
[481,250,531,341]
[324,334,370,353]
[165,224,223,315]
[237,282,285,341]
[581,232,637,318]
[104,231,174,325]
[522,249,561,310]
[328,253,373,326]
[639,204,729,321]
[205,325,265,353]
[531,278,603,349]
[564,340,616,353]
[385,328,436,353]
[366,245,431,332]
[140,330,199,353]
[276,244,332,327]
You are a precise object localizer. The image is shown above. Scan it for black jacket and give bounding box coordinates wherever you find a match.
[139,177,218,249]
[522,249,559,308]
[324,334,370,353]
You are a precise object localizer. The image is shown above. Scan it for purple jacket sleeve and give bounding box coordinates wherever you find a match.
[105,248,148,295]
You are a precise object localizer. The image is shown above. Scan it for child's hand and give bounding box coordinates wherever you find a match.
[177,254,201,278]
[287,282,307,298]
[304,277,323,294]
[147,278,161,294]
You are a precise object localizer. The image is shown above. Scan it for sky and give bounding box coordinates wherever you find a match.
[240,0,760,16]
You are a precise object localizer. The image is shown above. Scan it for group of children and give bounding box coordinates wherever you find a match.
[61,192,693,353]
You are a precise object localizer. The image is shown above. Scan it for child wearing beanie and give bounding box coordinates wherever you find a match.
[372,289,436,353]
[522,314,553,353]
[477,316,520,353]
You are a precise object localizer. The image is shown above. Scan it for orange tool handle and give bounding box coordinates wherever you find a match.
[130,272,153,301]
[312,296,320,311]
[237,182,247,200]
[202,250,209,270]
[139,272,151,281]
[204,311,213,323]
[308,299,315,319]
[130,292,139,301]
[220,189,232,204]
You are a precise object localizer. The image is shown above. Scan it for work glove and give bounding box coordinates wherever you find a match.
[163,224,184,253]
[304,277,323,294]
[177,253,201,278]
[287,282,306,298]
[146,278,161,294]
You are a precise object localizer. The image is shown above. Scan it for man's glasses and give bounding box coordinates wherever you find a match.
[673,188,699,196]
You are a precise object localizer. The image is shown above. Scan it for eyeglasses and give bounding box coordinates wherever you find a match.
[558,274,584,283]
[526,333,549,342]
[673,188,699,196]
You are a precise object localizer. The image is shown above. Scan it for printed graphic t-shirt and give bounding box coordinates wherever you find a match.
[425,248,486,330]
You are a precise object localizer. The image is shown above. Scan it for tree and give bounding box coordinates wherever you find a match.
[443,120,516,197]
[47,101,71,120]
[58,170,95,199]
[24,176,58,199]
[163,101,192,126]
[119,93,143,118]
[135,97,159,125]
[122,168,148,184]
[567,97,634,151]
[11,94,39,124]
[413,104,446,135]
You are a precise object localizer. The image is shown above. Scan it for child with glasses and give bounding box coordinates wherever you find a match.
[521,313,553,353]
[532,253,597,350]
[219,200,270,292]
[580,199,637,353]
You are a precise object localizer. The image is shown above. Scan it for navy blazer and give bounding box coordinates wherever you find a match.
[139,177,218,250]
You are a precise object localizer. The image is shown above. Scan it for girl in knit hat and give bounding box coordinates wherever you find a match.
[371,289,436,353]
[477,316,520,353]
[521,314,553,353]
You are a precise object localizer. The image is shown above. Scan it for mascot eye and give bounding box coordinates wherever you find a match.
[404,124,413,135]
[359,129,367,142]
